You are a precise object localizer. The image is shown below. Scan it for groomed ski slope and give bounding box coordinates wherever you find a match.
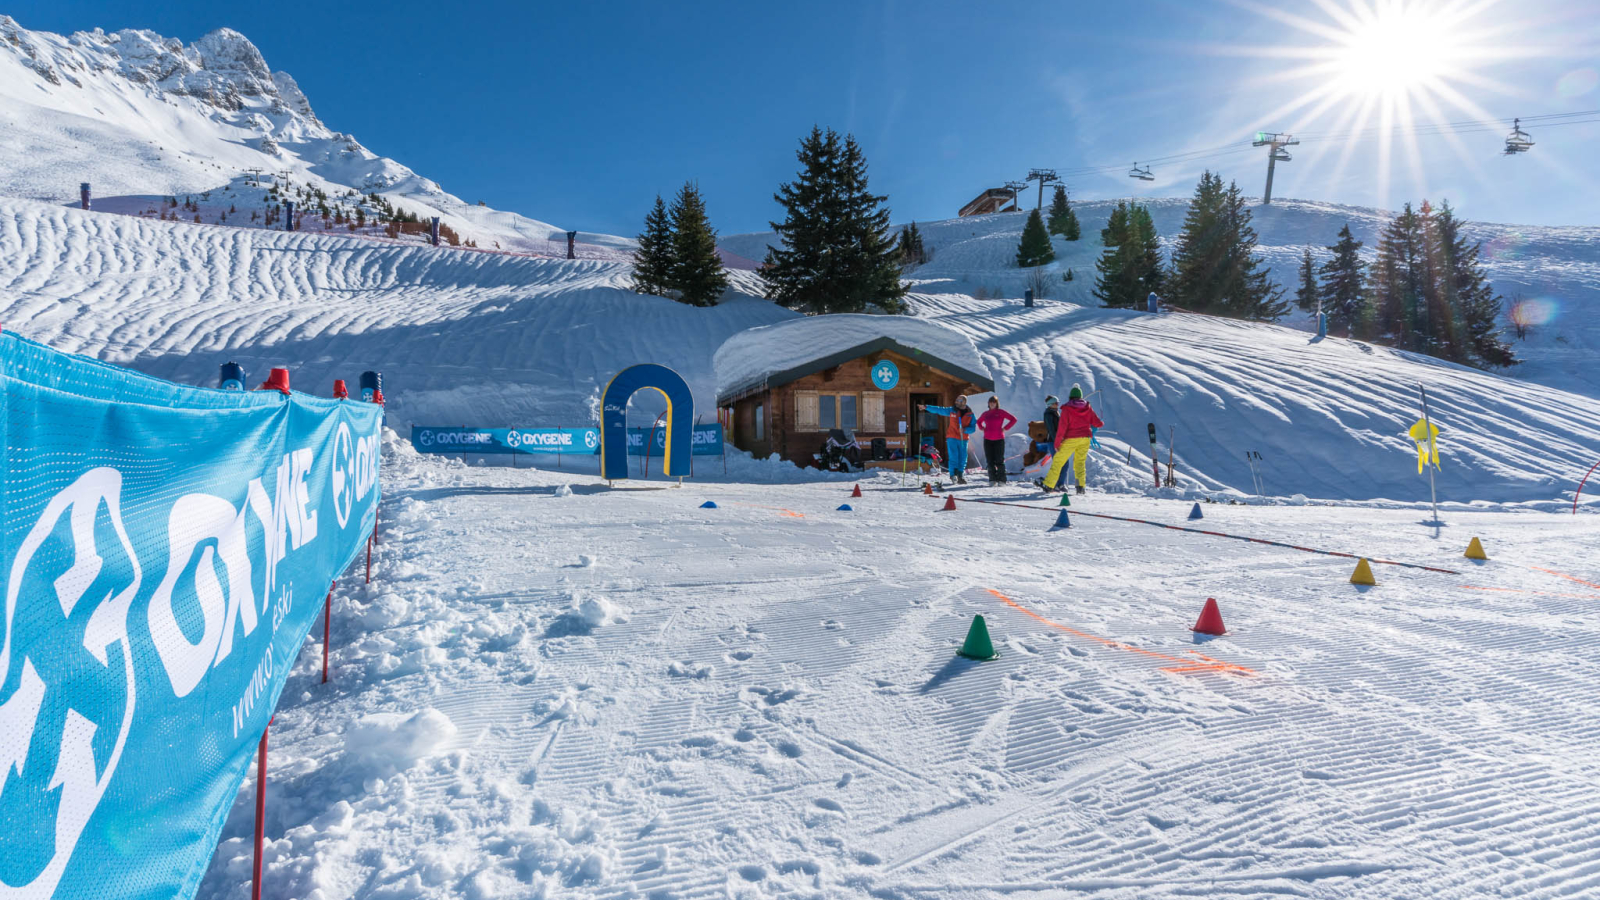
[2,198,1596,504]
[724,198,1600,400]
[195,442,1600,899]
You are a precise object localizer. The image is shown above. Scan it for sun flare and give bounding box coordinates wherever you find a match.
[1332,4,1456,98]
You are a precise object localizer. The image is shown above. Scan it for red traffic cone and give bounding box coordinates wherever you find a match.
[1192,597,1226,636]
[942,495,957,511]
[259,367,291,395]
[851,484,863,498]
[923,483,933,495]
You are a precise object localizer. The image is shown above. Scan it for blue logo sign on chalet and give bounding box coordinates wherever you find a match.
[870,359,900,390]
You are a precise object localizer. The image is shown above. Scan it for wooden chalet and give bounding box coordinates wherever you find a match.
[958,187,1019,218]
[717,336,994,469]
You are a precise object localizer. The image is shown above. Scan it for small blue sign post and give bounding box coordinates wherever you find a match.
[871,359,900,390]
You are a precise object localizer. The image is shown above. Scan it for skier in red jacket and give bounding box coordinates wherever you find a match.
[1040,384,1103,494]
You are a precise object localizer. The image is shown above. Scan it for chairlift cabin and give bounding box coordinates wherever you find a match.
[1129,163,1154,182]
[1504,118,1534,155]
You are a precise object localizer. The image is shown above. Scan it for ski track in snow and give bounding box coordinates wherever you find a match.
[193,441,1600,899]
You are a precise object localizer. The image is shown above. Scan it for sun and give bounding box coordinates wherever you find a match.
[1219,0,1533,205]
[1332,4,1458,98]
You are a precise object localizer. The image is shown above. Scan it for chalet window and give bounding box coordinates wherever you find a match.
[755,404,764,440]
[794,391,819,431]
[814,394,858,432]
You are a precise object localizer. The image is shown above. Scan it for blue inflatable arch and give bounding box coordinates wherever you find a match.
[600,364,695,481]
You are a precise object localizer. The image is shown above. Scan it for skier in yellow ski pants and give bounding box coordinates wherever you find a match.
[1042,385,1104,493]
[1044,437,1093,490]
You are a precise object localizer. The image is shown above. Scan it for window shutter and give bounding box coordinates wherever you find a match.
[794,391,819,431]
[862,393,884,432]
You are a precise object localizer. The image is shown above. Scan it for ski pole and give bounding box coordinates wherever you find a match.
[1165,425,1176,486]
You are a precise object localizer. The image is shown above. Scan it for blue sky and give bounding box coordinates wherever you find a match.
[9,0,1600,233]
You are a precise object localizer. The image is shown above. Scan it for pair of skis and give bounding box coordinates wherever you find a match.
[1144,423,1178,489]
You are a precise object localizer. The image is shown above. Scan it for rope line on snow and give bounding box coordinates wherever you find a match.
[949,496,1462,575]
[985,589,1254,676]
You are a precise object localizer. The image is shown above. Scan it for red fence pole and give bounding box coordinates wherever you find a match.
[321,580,334,684]
[1576,457,1600,515]
[252,718,271,900]
[365,532,373,583]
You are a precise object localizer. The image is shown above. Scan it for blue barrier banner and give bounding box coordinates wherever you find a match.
[410,427,600,456]
[628,423,724,457]
[412,425,723,457]
[0,331,382,900]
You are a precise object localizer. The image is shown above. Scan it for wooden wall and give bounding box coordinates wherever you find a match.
[723,348,984,468]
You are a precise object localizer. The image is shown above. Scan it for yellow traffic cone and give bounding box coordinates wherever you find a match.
[1350,558,1377,586]
[1464,537,1488,560]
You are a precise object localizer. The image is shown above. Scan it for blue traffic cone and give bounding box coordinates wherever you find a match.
[1188,502,1203,520]
[1051,507,1071,529]
[700,501,718,509]
[837,503,853,511]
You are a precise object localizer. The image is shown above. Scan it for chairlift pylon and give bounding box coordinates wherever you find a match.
[1504,117,1534,155]
[1129,162,1154,182]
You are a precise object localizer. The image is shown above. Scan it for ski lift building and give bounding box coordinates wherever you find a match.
[959,187,1021,217]
[714,317,994,469]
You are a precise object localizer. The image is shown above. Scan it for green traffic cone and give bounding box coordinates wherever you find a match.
[1059,493,1071,507]
[957,614,999,660]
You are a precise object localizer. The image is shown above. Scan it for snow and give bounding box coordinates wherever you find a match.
[191,441,1600,899]
[713,313,992,400]
[5,16,1600,898]
[725,198,1600,399]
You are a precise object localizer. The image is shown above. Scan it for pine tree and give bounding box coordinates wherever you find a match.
[900,221,927,267]
[762,127,907,314]
[632,194,675,296]
[1169,171,1227,311]
[1130,204,1163,297]
[1093,202,1162,308]
[1369,203,1425,348]
[1046,185,1080,240]
[1016,208,1055,267]
[1294,248,1319,314]
[1434,201,1516,367]
[1317,225,1368,336]
[1169,172,1285,320]
[667,182,729,307]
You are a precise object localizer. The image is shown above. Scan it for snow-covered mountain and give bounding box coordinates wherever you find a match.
[0,15,632,257]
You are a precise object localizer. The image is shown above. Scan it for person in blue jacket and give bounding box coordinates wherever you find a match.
[919,395,977,484]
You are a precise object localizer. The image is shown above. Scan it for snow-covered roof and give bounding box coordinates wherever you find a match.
[713,314,994,404]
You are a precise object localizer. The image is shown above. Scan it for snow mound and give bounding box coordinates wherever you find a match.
[714,313,992,400]
[343,708,457,776]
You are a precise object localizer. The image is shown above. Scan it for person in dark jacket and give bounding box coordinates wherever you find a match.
[1040,396,1061,455]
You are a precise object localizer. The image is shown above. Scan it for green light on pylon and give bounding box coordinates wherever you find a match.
[957,614,999,660]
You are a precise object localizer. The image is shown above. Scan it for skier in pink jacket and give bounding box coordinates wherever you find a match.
[976,397,1018,484]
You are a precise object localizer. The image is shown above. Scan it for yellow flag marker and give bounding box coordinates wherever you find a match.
[1350,558,1377,585]
[1465,537,1488,560]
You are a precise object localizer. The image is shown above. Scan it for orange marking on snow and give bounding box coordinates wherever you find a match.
[1530,567,1600,592]
[984,589,1254,677]
[730,503,806,518]
[1462,585,1600,600]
